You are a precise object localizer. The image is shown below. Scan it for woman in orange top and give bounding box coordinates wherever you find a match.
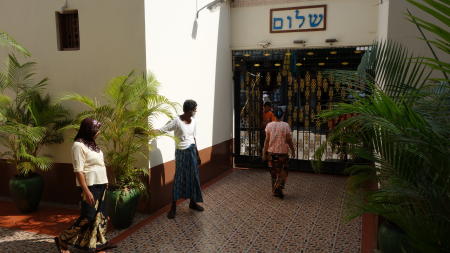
[262,102,276,128]
[262,109,295,199]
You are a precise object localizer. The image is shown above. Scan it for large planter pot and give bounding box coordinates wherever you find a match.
[378,221,413,253]
[106,188,140,229]
[9,173,44,213]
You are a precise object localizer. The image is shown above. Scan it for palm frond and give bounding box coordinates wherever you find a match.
[59,93,97,109]
[0,31,30,56]
[0,54,72,175]
[315,32,449,250]
[406,0,450,79]
[65,71,177,190]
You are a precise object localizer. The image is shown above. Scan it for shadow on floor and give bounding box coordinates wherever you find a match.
[0,201,78,236]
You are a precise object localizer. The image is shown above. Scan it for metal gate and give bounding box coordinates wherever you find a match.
[233,47,366,173]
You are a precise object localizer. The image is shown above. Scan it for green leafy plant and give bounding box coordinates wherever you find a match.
[314,1,450,251]
[0,31,30,56]
[61,72,178,193]
[406,0,449,80]
[0,55,71,177]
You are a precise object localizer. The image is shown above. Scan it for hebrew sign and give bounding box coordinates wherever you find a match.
[270,5,327,33]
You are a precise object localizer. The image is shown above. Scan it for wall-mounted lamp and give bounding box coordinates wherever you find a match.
[192,0,227,39]
[257,41,272,48]
[325,38,338,45]
[293,40,306,45]
[196,0,226,18]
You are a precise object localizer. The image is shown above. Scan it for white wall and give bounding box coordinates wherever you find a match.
[377,0,390,41]
[145,0,233,167]
[379,0,449,56]
[0,0,146,162]
[383,0,431,55]
[231,0,379,49]
[377,0,449,79]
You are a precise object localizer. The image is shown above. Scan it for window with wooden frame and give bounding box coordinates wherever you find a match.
[56,10,80,50]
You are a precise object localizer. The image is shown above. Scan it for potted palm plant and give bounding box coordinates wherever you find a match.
[0,54,71,213]
[62,72,177,229]
[314,1,450,251]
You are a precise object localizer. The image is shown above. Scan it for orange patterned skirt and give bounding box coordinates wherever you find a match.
[268,153,289,193]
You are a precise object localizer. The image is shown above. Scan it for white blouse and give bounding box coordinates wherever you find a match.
[72,141,108,186]
[160,117,197,150]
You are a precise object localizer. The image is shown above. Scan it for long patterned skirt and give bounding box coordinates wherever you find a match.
[59,184,109,252]
[268,153,289,193]
[173,144,203,203]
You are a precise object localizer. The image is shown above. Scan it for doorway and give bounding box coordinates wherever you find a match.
[233,47,367,173]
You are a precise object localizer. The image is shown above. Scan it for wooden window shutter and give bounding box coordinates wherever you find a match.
[56,10,80,50]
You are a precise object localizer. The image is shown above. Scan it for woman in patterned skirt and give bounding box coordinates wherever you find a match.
[159,99,204,219]
[54,118,115,253]
[262,109,295,198]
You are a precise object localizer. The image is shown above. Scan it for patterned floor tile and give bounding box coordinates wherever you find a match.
[0,170,361,253]
[0,212,148,253]
[112,169,361,253]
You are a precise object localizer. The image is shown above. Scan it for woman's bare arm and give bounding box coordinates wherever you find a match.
[75,172,94,206]
[263,132,271,160]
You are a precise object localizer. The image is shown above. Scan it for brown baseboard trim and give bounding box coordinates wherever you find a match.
[109,168,236,245]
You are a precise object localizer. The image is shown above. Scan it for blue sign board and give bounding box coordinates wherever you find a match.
[270,5,327,33]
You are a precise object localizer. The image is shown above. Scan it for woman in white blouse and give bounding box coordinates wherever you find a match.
[160,99,204,219]
[55,118,115,253]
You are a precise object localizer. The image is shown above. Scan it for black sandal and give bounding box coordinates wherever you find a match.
[54,237,68,253]
[54,237,61,252]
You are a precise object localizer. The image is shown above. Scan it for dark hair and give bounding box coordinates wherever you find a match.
[74,118,102,152]
[274,108,284,119]
[264,102,272,107]
[183,99,197,113]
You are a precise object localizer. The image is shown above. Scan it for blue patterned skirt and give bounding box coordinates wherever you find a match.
[173,144,203,202]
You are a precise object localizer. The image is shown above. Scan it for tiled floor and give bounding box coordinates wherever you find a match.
[0,205,147,253]
[0,169,361,253]
[112,169,361,253]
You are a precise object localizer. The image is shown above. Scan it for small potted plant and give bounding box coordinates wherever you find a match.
[62,71,177,228]
[0,54,70,213]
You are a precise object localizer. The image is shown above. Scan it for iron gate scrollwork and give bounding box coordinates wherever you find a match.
[233,47,366,173]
